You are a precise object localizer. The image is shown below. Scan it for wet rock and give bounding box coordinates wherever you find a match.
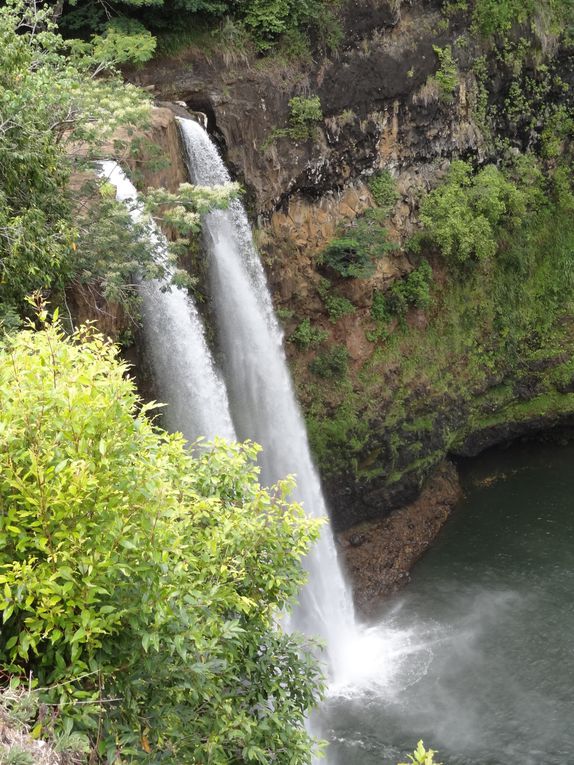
[338,460,463,617]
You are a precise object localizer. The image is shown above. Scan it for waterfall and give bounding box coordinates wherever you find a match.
[97,160,236,444]
[177,118,359,674]
[103,128,413,761]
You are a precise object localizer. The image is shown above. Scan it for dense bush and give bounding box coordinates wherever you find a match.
[267,96,324,145]
[310,345,349,378]
[420,160,541,264]
[387,260,433,317]
[370,261,433,329]
[290,317,328,348]
[61,0,341,54]
[324,294,356,322]
[319,209,395,279]
[368,170,399,214]
[319,237,365,278]
[0,318,323,763]
[0,1,151,327]
[444,0,571,38]
[371,289,390,325]
[431,45,459,103]
[288,96,323,139]
[0,3,239,331]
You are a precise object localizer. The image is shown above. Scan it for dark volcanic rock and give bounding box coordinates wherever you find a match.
[338,460,462,615]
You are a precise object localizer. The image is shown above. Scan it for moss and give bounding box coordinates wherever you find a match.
[468,391,574,432]
[401,414,436,433]
[385,453,445,487]
[306,395,371,476]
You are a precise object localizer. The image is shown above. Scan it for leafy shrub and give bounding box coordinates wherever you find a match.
[420,160,540,264]
[373,261,433,325]
[2,748,34,765]
[369,170,399,213]
[0,1,150,324]
[541,105,574,159]
[387,261,433,319]
[62,0,342,55]
[266,95,323,146]
[324,294,356,322]
[91,18,157,64]
[371,289,390,324]
[431,45,459,103]
[471,0,534,36]
[310,345,349,378]
[445,0,570,41]
[398,740,442,765]
[319,237,367,278]
[319,210,395,279]
[0,318,323,763]
[287,96,323,139]
[243,0,340,51]
[290,317,328,348]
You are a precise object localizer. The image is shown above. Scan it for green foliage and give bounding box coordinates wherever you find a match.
[0,318,323,763]
[243,0,298,47]
[309,151,574,481]
[0,1,240,328]
[371,289,389,325]
[319,210,395,279]
[319,237,366,278]
[0,0,150,324]
[541,105,574,159]
[276,306,294,322]
[310,345,349,378]
[472,0,532,36]
[431,45,459,103]
[387,260,433,319]
[324,294,356,322]
[369,261,433,335]
[70,183,160,314]
[420,160,541,264]
[90,18,157,64]
[368,170,399,214]
[446,0,572,40]
[2,748,34,765]
[264,95,323,146]
[305,393,370,475]
[288,96,323,139]
[290,318,328,348]
[62,0,341,57]
[398,740,442,765]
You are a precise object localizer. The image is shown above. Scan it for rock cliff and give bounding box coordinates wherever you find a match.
[122,0,574,601]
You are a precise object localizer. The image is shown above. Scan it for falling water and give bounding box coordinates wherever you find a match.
[97,160,235,443]
[102,127,441,760]
[177,118,360,673]
[175,121,441,726]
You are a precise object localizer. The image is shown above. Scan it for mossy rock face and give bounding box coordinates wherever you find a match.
[323,366,574,532]
[303,188,574,530]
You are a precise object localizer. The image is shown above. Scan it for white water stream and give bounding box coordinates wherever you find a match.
[98,160,235,443]
[177,118,359,672]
